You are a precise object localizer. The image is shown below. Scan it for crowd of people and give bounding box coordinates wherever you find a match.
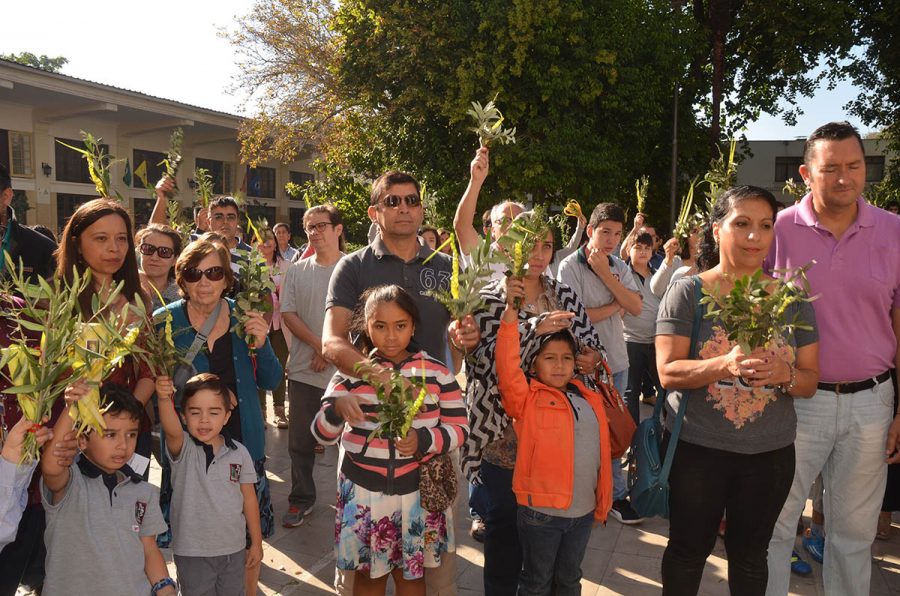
[0,119,898,596]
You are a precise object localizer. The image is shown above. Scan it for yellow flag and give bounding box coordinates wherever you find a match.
[134,161,148,187]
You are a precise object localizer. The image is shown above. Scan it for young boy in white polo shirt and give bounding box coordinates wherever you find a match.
[40,383,176,596]
[155,372,261,595]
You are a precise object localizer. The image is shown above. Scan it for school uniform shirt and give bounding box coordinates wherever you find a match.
[0,458,36,550]
[167,431,257,557]
[40,458,167,596]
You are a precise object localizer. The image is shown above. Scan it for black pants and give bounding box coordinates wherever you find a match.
[0,505,45,595]
[287,380,324,508]
[480,460,521,596]
[624,341,664,424]
[662,440,795,596]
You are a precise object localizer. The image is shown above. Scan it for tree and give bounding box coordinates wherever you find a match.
[0,52,68,73]
[229,0,709,241]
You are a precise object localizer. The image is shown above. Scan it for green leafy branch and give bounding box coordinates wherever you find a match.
[195,167,214,209]
[699,262,817,355]
[56,132,124,202]
[157,128,184,197]
[635,176,649,214]
[424,232,504,322]
[467,95,517,148]
[353,357,433,441]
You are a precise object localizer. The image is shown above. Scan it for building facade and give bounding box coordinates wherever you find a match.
[0,59,315,236]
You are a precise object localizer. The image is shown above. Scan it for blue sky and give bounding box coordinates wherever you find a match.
[1,1,874,141]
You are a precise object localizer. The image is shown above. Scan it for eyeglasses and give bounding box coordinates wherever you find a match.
[304,222,334,235]
[182,266,226,283]
[211,213,239,222]
[379,194,421,209]
[139,243,175,259]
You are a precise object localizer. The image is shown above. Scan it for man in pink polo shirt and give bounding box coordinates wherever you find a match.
[765,122,900,596]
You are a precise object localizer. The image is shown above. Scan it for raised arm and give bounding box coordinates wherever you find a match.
[453,147,490,255]
[147,176,176,226]
[154,376,184,458]
[41,380,87,501]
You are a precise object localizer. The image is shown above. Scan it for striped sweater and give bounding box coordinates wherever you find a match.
[312,350,468,495]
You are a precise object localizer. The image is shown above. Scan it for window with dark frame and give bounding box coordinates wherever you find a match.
[133,198,156,228]
[247,204,277,227]
[132,149,166,188]
[195,158,226,195]
[865,156,886,183]
[774,156,805,184]
[247,166,276,198]
[56,193,98,232]
[288,171,314,200]
[55,138,109,184]
[289,207,306,240]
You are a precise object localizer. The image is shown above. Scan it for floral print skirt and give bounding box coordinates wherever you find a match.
[335,472,455,580]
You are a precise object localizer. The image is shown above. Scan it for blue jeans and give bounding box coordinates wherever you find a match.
[612,369,628,500]
[480,461,521,596]
[766,379,894,596]
[517,507,594,596]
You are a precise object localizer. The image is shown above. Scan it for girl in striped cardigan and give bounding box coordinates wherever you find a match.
[312,285,468,595]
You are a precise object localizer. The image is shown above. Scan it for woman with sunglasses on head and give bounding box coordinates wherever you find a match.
[136,224,183,311]
[55,199,156,465]
[155,237,283,593]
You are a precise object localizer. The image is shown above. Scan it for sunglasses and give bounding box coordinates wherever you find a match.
[139,243,175,259]
[182,266,226,283]
[379,194,422,209]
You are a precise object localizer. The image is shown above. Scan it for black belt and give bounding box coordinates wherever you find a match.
[817,371,891,394]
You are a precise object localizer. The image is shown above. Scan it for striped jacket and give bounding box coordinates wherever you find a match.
[312,351,468,495]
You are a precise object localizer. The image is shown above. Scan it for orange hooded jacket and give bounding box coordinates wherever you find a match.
[495,319,613,523]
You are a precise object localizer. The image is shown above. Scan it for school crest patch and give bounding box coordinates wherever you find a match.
[134,501,147,532]
[229,463,242,483]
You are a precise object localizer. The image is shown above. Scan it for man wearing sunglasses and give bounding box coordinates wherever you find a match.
[323,170,480,595]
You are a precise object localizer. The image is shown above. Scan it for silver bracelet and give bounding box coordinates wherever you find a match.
[781,366,797,394]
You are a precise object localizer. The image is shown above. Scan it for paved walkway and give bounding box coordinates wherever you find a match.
[153,406,900,595]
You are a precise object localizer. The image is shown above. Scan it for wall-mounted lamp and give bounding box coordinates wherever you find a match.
[41,162,52,177]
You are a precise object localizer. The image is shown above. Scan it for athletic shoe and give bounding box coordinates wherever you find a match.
[609,499,644,525]
[282,505,314,528]
[790,550,812,576]
[802,527,824,564]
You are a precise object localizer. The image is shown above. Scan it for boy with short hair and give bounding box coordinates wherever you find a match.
[155,372,262,595]
[40,383,175,596]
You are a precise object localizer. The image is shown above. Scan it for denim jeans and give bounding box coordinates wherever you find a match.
[517,508,594,596]
[662,440,795,596]
[612,369,628,500]
[480,460,521,596]
[624,341,664,424]
[766,379,894,596]
[287,380,325,508]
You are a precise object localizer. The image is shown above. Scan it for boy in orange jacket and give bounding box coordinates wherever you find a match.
[496,277,613,595]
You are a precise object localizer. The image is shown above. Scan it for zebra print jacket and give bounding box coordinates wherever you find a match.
[460,276,606,484]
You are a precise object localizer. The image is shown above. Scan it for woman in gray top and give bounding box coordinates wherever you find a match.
[655,186,820,595]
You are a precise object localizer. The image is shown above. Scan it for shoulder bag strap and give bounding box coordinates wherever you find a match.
[659,275,704,482]
[181,300,223,366]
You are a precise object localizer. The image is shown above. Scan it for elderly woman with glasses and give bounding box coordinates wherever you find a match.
[155,237,283,592]
[136,223,183,311]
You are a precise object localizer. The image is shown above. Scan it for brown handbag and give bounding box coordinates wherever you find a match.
[418,453,458,513]
[594,359,637,458]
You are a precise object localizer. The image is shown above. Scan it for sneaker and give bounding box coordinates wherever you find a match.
[469,519,486,543]
[802,527,824,564]
[609,499,644,525]
[790,550,812,576]
[274,406,289,429]
[282,505,314,528]
[641,393,657,406]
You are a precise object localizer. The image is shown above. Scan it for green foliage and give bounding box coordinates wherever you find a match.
[301,159,371,244]
[467,97,517,148]
[166,199,193,247]
[782,178,809,204]
[231,247,276,349]
[867,175,900,210]
[699,264,816,355]
[157,128,184,197]
[424,233,506,322]
[353,357,432,441]
[194,168,214,208]
[1,52,68,73]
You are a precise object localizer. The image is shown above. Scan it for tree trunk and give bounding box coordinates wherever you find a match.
[708,0,731,154]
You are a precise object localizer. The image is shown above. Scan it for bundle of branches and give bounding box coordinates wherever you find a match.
[673,180,698,242]
[703,138,738,209]
[496,205,551,307]
[425,233,504,323]
[353,357,432,441]
[635,176,649,214]
[467,95,517,148]
[57,132,124,201]
[0,258,141,461]
[699,262,817,356]
[158,128,184,198]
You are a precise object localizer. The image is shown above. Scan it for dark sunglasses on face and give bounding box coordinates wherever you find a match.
[379,194,422,209]
[139,243,175,259]
[182,266,226,283]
